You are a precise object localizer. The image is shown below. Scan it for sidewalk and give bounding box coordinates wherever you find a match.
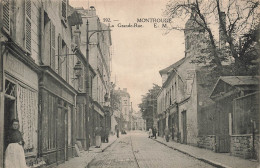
[55,135,118,168]
[153,136,259,168]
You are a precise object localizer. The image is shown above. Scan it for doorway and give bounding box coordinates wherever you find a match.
[182,111,187,144]
[4,97,16,151]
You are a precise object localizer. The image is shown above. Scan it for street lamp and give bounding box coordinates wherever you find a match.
[73,61,82,79]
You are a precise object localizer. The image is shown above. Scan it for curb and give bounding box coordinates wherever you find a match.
[86,138,118,168]
[101,138,118,152]
[152,138,232,168]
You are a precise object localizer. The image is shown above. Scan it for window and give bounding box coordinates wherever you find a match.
[61,0,67,20]
[3,0,10,34]
[57,35,62,75]
[44,13,55,69]
[50,23,55,69]
[186,36,190,50]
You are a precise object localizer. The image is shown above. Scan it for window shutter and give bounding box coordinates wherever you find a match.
[3,0,10,34]
[50,23,55,70]
[25,0,31,19]
[25,19,31,52]
[25,0,31,52]
[62,0,67,19]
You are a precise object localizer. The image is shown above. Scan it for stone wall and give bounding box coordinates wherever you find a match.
[230,134,259,160]
[198,135,216,152]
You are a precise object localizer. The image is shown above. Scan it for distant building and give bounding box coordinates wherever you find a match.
[114,88,132,131]
[132,111,146,131]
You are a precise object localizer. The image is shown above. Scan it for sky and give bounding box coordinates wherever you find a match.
[70,0,186,111]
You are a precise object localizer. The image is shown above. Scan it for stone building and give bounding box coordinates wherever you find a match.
[209,76,259,159]
[156,7,227,146]
[0,1,110,167]
[113,88,132,131]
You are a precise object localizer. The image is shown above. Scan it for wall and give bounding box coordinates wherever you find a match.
[198,135,216,151]
[178,72,198,145]
[230,135,259,160]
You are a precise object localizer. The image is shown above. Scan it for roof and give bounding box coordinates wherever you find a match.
[159,57,186,76]
[68,11,83,26]
[219,76,259,86]
[210,76,259,98]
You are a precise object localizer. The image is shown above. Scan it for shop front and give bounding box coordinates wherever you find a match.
[92,101,104,146]
[39,66,76,166]
[1,42,40,167]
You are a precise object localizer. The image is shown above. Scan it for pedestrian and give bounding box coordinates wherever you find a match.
[105,127,109,143]
[164,127,170,142]
[5,119,29,168]
[95,127,101,148]
[171,127,175,140]
[116,125,119,138]
[152,126,157,139]
[148,128,152,138]
[101,126,105,143]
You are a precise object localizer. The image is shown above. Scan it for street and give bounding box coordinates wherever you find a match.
[88,131,215,168]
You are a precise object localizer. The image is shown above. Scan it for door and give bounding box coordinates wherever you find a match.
[182,111,187,144]
[64,110,68,161]
[56,107,65,163]
[217,135,230,152]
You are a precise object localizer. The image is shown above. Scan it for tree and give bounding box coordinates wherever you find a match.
[110,83,121,112]
[164,0,259,76]
[138,84,161,129]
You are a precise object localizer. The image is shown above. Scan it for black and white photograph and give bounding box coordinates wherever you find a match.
[0,0,259,167]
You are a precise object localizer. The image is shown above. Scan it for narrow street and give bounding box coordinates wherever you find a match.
[88,131,215,168]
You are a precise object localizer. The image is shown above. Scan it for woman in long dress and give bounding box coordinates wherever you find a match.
[5,119,29,168]
[95,127,101,148]
[148,128,152,138]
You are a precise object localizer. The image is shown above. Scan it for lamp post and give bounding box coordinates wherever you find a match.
[85,19,111,149]
[85,20,90,150]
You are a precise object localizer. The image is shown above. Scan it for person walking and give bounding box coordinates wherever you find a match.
[101,126,105,143]
[105,127,109,143]
[148,128,152,138]
[5,119,29,168]
[116,125,119,138]
[152,126,157,139]
[164,127,170,142]
[95,127,101,148]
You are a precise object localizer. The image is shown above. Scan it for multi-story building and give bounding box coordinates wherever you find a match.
[0,1,110,167]
[0,0,42,166]
[75,6,112,146]
[116,88,131,131]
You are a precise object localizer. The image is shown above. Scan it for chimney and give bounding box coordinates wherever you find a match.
[219,11,226,49]
[89,6,96,16]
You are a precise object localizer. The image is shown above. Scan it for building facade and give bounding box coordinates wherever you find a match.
[0,1,111,167]
[75,6,112,146]
[113,88,132,131]
[156,8,221,145]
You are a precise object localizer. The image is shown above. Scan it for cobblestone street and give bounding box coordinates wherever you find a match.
[88,131,215,168]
